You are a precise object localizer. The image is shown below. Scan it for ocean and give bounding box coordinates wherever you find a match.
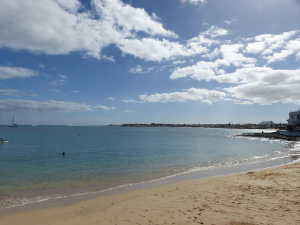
[0,125,299,210]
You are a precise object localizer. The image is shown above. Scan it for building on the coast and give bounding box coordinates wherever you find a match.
[282,110,300,134]
[279,110,300,137]
[288,110,300,125]
[259,121,274,128]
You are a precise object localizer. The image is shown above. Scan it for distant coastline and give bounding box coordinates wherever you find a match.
[119,122,286,130]
[0,123,286,130]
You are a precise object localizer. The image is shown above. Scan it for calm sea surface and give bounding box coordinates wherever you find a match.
[0,125,299,209]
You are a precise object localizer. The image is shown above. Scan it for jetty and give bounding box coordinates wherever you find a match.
[239,131,300,141]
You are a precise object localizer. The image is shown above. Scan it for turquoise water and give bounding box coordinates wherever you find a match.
[0,126,298,209]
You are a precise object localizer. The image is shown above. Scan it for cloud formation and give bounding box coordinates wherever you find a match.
[93,105,116,110]
[50,74,68,86]
[243,31,299,64]
[0,99,91,113]
[165,30,300,105]
[0,0,176,60]
[137,88,226,104]
[180,0,207,4]
[0,89,20,97]
[1,0,300,112]
[129,65,154,73]
[0,66,38,79]
[0,0,231,62]
[223,68,300,105]
[1,1,298,66]
[0,99,115,113]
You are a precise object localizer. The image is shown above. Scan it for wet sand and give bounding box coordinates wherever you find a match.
[1,160,300,225]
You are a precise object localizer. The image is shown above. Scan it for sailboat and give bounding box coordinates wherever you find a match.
[9,116,17,127]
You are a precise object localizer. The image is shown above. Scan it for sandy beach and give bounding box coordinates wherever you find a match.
[1,161,300,225]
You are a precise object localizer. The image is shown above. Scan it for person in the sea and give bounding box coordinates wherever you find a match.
[62,152,65,155]
[0,138,4,143]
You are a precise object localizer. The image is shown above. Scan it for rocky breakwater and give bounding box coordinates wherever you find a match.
[239,131,300,141]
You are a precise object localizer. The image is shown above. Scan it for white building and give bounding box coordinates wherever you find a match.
[288,110,300,125]
[259,121,274,126]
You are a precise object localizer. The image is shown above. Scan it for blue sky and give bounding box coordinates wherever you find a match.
[0,0,300,125]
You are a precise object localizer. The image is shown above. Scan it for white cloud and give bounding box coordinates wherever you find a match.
[170,60,227,81]
[0,1,234,63]
[170,30,298,84]
[129,65,143,73]
[55,0,82,13]
[255,32,296,50]
[93,105,115,110]
[245,41,266,54]
[118,36,211,62]
[205,28,229,38]
[129,65,154,73]
[265,36,300,64]
[188,29,227,46]
[59,74,67,79]
[203,48,221,60]
[170,50,253,81]
[181,0,207,5]
[0,99,93,113]
[0,89,39,97]
[220,44,256,67]
[0,0,298,67]
[0,89,20,97]
[285,37,300,61]
[50,74,68,86]
[0,99,116,113]
[45,89,62,93]
[170,40,257,81]
[117,27,300,108]
[118,38,182,62]
[93,0,176,38]
[265,49,294,64]
[102,55,116,62]
[261,49,273,56]
[223,68,300,104]
[0,0,176,60]
[0,0,88,54]
[2,1,300,110]
[125,110,133,113]
[0,66,38,79]
[138,88,226,104]
[167,28,300,106]
[224,18,237,25]
[122,99,139,103]
[172,60,187,65]
[244,31,298,59]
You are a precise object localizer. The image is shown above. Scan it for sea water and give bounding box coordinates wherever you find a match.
[0,125,299,209]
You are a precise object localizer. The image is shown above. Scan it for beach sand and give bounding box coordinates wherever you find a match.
[1,161,300,225]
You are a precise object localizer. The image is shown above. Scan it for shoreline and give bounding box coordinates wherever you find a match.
[0,148,294,213]
[1,126,294,213]
[1,158,300,224]
[0,156,294,214]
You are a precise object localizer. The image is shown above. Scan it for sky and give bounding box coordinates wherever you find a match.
[0,0,300,125]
